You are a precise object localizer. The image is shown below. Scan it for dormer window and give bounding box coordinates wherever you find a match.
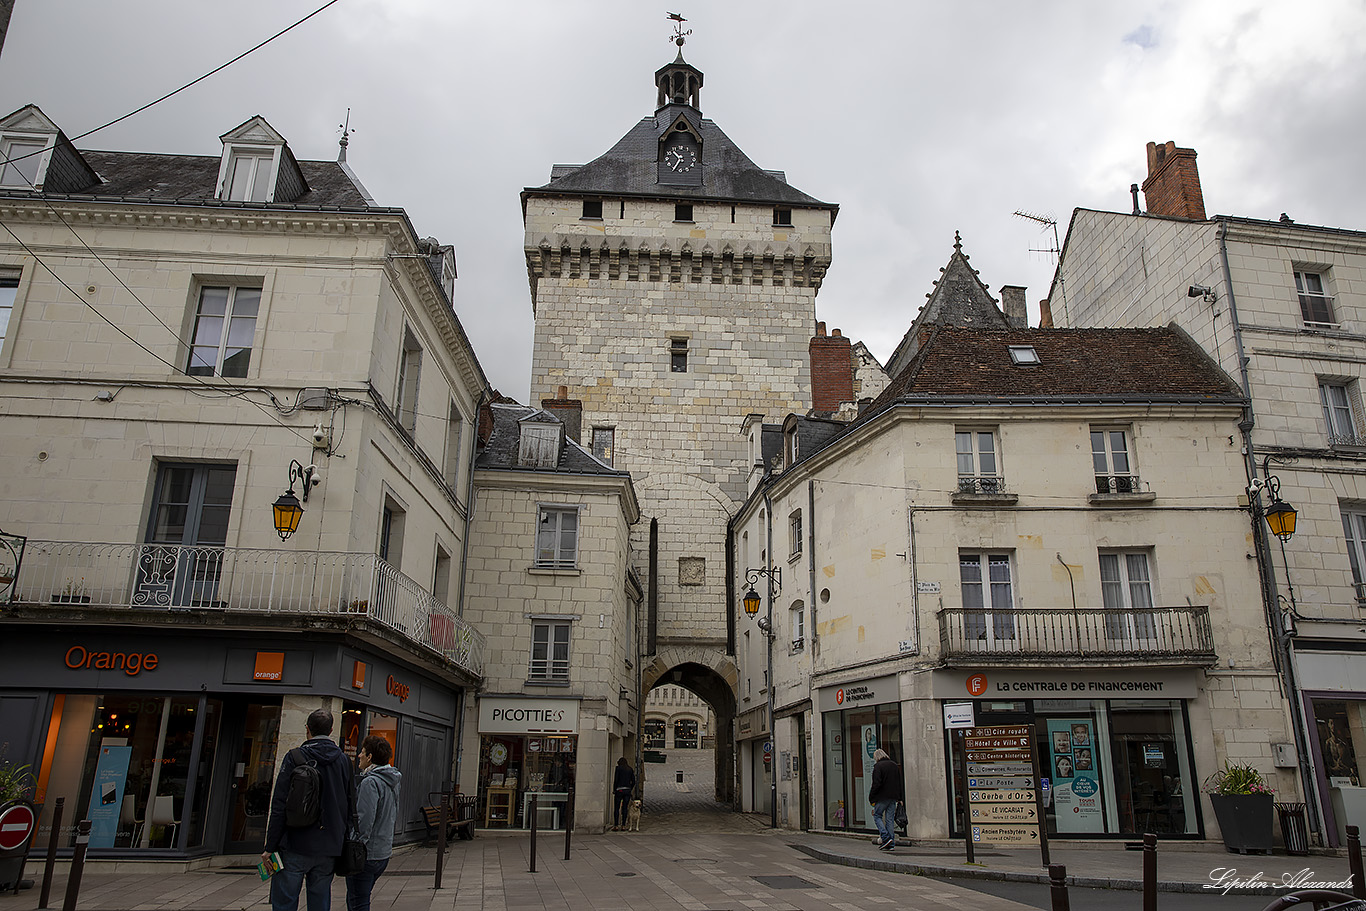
[518,420,564,468]
[224,147,276,202]
[0,106,65,191]
[0,136,48,188]
[1008,345,1040,365]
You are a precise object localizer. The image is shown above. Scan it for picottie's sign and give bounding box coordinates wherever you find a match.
[64,645,158,676]
[478,697,580,734]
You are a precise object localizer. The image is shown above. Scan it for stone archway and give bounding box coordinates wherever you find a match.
[642,647,738,804]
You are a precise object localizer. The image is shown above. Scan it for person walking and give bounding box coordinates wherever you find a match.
[867,748,903,851]
[345,735,401,911]
[263,709,354,911]
[611,757,635,830]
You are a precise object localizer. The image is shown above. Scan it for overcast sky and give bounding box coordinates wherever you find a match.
[3,1,1364,402]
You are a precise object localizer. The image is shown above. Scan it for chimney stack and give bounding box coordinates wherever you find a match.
[1141,141,1206,221]
[809,326,854,415]
[1000,285,1028,328]
[541,384,583,443]
[1038,299,1054,329]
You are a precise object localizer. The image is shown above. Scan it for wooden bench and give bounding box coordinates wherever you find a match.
[422,795,476,842]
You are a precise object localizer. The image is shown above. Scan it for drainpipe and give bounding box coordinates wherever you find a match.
[807,481,817,656]
[453,387,488,793]
[764,490,777,829]
[1218,221,1321,840]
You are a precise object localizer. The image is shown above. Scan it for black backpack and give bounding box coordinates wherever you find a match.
[284,748,322,827]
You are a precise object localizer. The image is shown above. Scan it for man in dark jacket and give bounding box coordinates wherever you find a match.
[867,748,904,851]
[263,709,354,911]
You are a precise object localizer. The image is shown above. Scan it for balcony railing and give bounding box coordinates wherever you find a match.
[1094,474,1143,495]
[956,476,1010,495]
[9,541,484,677]
[938,605,1214,662]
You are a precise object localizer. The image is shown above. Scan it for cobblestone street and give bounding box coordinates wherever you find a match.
[633,748,767,834]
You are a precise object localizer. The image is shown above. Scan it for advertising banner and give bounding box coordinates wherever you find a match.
[1047,720,1103,833]
[86,745,132,848]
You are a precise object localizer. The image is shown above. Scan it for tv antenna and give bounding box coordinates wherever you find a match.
[1013,209,1066,324]
[667,12,692,47]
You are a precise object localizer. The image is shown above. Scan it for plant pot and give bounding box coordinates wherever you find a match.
[51,594,91,604]
[1210,793,1275,854]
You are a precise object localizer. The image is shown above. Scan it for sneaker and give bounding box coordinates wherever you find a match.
[879,841,895,851]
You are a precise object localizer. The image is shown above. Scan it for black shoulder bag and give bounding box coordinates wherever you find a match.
[336,768,367,875]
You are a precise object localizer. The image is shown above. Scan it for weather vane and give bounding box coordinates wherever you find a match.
[667,12,691,47]
[337,108,356,162]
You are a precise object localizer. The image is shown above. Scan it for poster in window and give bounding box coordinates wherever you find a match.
[87,744,132,849]
[1048,719,1103,833]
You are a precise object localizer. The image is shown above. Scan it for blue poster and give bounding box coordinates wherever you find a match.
[87,745,132,848]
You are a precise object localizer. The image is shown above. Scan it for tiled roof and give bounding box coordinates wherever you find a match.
[476,404,627,476]
[863,326,1244,421]
[528,104,835,210]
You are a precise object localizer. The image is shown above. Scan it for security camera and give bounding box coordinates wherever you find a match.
[311,424,330,449]
[1188,284,1213,298]
[305,466,322,490]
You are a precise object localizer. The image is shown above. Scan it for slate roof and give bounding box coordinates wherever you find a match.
[476,404,629,476]
[527,103,836,211]
[863,327,1244,423]
[42,151,375,208]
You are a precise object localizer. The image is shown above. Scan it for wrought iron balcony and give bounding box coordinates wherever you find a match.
[1094,474,1143,495]
[8,541,484,677]
[937,605,1214,663]
[956,476,1011,496]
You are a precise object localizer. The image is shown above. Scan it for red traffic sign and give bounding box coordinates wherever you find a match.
[0,802,35,851]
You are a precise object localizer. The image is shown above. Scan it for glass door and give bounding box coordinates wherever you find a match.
[222,699,280,853]
[137,463,236,607]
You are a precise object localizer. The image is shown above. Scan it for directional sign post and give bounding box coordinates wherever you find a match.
[961,725,1047,866]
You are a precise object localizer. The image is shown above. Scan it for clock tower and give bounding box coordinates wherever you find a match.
[521,46,837,804]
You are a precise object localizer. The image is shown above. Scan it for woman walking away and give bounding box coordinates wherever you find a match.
[611,757,635,831]
[346,735,401,911]
[868,748,903,851]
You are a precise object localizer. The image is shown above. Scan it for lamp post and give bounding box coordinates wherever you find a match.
[1248,458,1320,839]
[272,460,319,541]
[742,565,779,829]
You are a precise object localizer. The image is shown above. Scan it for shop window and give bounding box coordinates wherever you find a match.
[822,701,902,833]
[674,718,699,749]
[1315,701,1362,786]
[477,734,576,830]
[529,619,571,682]
[1099,551,1157,640]
[643,719,666,748]
[959,552,1016,645]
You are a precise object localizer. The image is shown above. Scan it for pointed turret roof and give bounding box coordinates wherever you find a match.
[884,232,1010,377]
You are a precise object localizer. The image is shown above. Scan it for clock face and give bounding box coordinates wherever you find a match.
[665,142,697,173]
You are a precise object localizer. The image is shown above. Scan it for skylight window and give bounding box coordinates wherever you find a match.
[1008,346,1040,365]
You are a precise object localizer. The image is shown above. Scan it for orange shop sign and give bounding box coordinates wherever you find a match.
[64,645,158,676]
[254,652,285,681]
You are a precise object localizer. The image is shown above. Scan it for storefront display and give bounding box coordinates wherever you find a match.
[476,696,579,829]
[818,676,902,833]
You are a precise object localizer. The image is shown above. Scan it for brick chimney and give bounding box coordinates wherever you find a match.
[540,385,583,443]
[1038,299,1054,329]
[1141,141,1206,220]
[1000,285,1028,328]
[810,321,854,414]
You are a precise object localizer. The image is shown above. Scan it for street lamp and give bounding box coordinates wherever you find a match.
[272,460,320,541]
[741,565,780,828]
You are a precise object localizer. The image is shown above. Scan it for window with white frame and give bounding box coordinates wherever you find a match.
[0,271,18,345]
[959,552,1015,643]
[1099,551,1157,639]
[0,136,46,188]
[222,147,276,202]
[956,428,1001,493]
[535,506,579,568]
[789,510,802,558]
[1321,381,1365,447]
[186,285,260,377]
[1341,507,1366,602]
[396,327,422,435]
[790,600,805,648]
[442,402,463,488]
[529,619,571,682]
[1296,270,1335,326]
[1091,426,1137,494]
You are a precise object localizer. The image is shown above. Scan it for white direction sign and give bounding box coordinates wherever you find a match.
[971,825,1040,845]
[968,762,1032,776]
[969,803,1039,822]
[968,776,1033,790]
[967,789,1036,804]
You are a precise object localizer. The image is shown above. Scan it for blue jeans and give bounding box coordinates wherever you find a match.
[345,857,390,911]
[270,851,335,911]
[872,799,898,847]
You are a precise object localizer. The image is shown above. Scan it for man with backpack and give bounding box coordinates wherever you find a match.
[263,709,354,911]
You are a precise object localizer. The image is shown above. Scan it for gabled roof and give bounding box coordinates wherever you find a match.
[885,233,1009,376]
[476,404,629,476]
[863,326,1244,423]
[525,103,836,211]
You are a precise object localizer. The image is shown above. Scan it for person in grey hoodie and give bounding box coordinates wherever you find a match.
[345,735,401,911]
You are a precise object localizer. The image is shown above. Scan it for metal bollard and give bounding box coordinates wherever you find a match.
[38,797,63,909]
[528,794,538,874]
[434,792,449,891]
[1049,863,1070,911]
[61,820,91,911]
[1143,833,1157,911]
[563,788,574,861]
[1348,825,1365,899]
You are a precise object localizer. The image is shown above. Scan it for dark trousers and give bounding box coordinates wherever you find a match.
[613,789,631,825]
[270,852,334,911]
[344,857,390,911]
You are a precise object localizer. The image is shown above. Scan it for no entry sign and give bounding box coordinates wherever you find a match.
[0,802,35,852]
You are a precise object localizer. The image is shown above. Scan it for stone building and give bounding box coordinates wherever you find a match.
[644,683,715,749]
[1049,140,1366,845]
[0,106,487,856]
[520,46,838,802]
[731,321,1291,840]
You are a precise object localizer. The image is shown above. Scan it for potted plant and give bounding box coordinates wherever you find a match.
[1205,762,1275,854]
[0,751,35,804]
[53,577,91,604]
